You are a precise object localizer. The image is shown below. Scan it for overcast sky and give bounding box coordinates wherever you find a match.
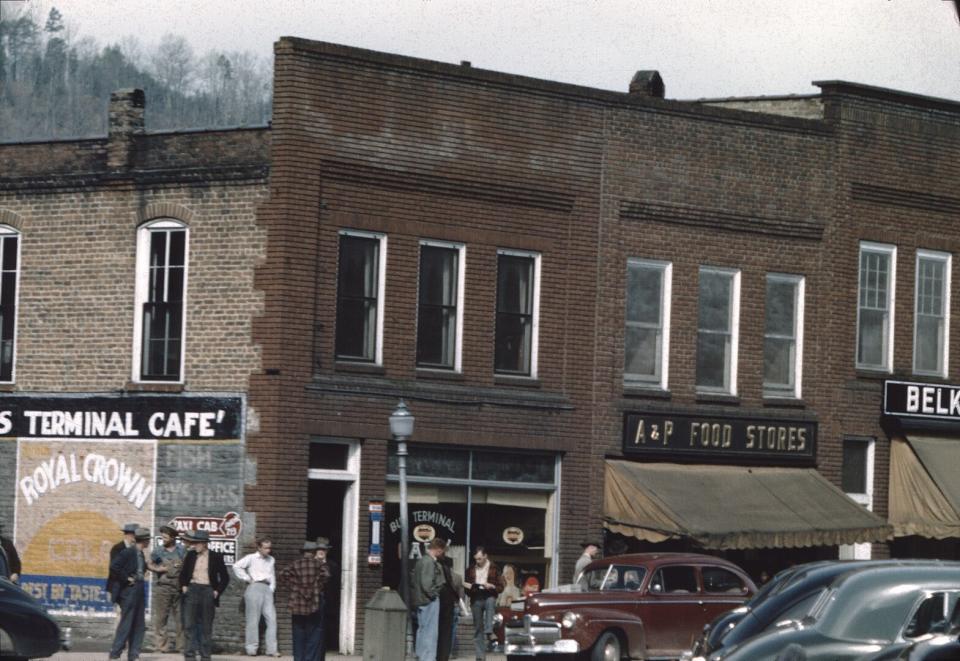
[17,0,960,101]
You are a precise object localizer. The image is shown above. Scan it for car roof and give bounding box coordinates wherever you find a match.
[583,552,746,572]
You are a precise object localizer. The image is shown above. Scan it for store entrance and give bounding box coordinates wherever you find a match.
[308,480,346,655]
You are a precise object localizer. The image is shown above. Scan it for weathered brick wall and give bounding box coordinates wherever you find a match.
[0,122,269,648]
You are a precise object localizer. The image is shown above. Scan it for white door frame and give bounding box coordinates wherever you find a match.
[308,439,360,654]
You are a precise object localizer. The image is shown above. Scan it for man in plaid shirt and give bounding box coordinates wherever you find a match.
[280,541,330,661]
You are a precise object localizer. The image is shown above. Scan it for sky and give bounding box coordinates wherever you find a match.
[11,0,960,102]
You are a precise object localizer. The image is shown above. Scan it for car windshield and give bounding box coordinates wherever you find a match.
[582,565,647,591]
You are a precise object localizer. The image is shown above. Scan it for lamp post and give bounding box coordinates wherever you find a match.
[389,399,415,655]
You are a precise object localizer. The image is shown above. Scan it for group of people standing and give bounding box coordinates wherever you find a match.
[412,539,509,661]
[106,523,334,661]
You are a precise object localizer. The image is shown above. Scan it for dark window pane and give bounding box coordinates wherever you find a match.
[698,271,732,332]
[0,273,15,307]
[419,246,457,306]
[651,566,698,593]
[168,230,186,267]
[765,279,796,336]
[626,265,662,324]
[764,337,794,389]
[417,246,458,369]
[495,313,531,374]
[150,231,167,269]
[336,235,379,361]
[497,255,534,314]
[473,451,553,483]
[309,443,349,470]
[702,567,747,593]
[842,440,869,493]
[2,236,17,270]
[149,266,166,303]
[387,445,469,479]
[417,306,455,368]
[141,302,183,380]
[696,333,728,388]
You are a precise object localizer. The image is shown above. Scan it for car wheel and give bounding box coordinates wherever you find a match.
[591,631,622,661]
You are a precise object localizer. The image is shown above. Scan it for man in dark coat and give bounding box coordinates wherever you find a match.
[109,527,152,661]
[179,529,230,661]
[0,521,21,583]
[107,523,140,603]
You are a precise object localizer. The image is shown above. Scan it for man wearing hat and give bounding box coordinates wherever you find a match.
[148,524,186,652]
[109,526,152,660]
[233,537,279,657]
[315,537,337,661]
[280,540,330,661]
[179,529,230,661]
[107,523,141,604]
[573,541,601,586]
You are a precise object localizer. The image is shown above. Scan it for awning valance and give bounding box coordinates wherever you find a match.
[889,436,960,539]
[604,459,892,550]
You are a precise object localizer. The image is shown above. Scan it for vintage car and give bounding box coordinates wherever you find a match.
[709,565,960,661]
[0,577,69,659]
[503,553,756,661]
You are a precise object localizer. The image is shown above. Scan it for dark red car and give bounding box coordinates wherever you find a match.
[503,553,755,661]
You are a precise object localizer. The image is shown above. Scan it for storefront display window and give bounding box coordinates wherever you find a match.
[385,446,558,591]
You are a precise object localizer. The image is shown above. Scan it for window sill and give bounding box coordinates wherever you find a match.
[695,391,740,406]
[125,381,184,393]
[415,368,465,382]
[0,383,15,392]
[763,395,806,408]
[334,361,386,375]
[623,384,671,399]
[494,374,542,388]
[854,368,893,381]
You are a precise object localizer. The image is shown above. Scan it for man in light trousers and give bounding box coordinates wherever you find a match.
[233,537,279,656]
[412,538,447,661]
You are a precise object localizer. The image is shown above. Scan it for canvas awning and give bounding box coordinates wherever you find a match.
[604,459,892,550]
[889,436,960,539]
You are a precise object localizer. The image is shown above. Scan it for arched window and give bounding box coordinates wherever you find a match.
[133,219,188,382]
[0,225,20,382]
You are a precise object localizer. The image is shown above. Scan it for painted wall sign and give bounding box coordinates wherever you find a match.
[368,501,383,566]
[167,513,241,565]
[884,380,960,420]
[622,411,817,465]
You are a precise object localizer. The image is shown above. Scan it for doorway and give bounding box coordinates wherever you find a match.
[307,439,360,653]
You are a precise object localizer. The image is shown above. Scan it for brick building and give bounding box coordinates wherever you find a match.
[3,37,960,655]
[0,89,268,644]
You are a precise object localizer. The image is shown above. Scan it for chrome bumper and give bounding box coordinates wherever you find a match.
[504,619,580,656]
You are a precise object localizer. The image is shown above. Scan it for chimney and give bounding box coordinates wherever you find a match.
[629,71,665,99]
[107,88,145,170]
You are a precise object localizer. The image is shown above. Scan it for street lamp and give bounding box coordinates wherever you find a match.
[389,399,415,653]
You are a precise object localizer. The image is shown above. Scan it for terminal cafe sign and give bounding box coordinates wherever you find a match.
[622,410,816,465]
[884,380,960,420]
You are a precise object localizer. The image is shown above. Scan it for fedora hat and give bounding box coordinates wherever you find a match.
[159,524,178,537]
[315,537,332,550]
[580,541,601,549]
[122,523,141,534]
[302,540,318,552]
[134,527,152,542]
[183,529,210,543]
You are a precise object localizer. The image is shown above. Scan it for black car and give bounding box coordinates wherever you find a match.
[0,577,68,659]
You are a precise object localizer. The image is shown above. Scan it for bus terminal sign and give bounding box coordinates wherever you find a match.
[622,411,816,465]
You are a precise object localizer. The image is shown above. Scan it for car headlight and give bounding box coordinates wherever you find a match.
[493,613,504,627]
[561,611,579,629]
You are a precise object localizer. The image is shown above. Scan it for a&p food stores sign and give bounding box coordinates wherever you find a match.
[10,394,242,615]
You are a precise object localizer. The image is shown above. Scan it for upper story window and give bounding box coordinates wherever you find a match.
[857,242,896,372]
[133,220,187,382]
[764,274,804,399]
[624,259,671,390]
[914,249,951,377]
[0,227,20,383]
[495,250,540,377]
[335,231,386,364]
[417,241,465,371]
[696,266,740,395]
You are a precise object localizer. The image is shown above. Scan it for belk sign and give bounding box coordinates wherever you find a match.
[884,380,960,420]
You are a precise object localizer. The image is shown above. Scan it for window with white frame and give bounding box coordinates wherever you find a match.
[857,242,896,371]
[133,220,188,382]
[335,231,386,364]
[495,250,540,376]
[696,266,740,394]
[840,437,875,560]
[914,250,951,376]
[624,259,671,389]
[417,241,464,371]
[0,226,20,382]
[764,274,804,399]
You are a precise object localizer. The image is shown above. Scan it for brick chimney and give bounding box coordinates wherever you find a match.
[107,88,145,170]
[629,71,665,99]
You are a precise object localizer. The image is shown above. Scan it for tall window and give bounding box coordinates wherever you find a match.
[840,437,875,560]
[495,250,540,376]
[764,274,804,399]
[133,220,187,382]
[624,259,671,389]
[335,231,385,363]
[914,250,951,376]
[857,242,896,371]
[417,241,464,370]
[696,267,740,394]
[0,227,19,383]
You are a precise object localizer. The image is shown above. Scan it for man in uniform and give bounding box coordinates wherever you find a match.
[147,524,185,652]
[179,529,230,661]
[109,527,152,661]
